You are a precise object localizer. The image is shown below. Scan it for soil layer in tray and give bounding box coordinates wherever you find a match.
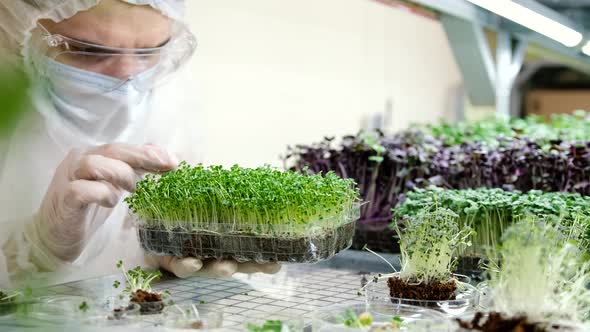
[131,290,165,314]
[457,312,565,332]
[138,221,355,263]
[388,276,457,301]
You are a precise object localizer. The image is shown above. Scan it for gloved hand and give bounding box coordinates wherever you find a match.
[156,256,281,278]
[31,143,178,262]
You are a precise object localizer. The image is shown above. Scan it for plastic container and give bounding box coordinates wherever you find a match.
[365,274,479,316]
[136,204,360,263]
[161,303,224,330]
[27,295,95,325]
[475,282,491,310]
[136,299,166,315]
[242,310,305,332]
[313,302,449,331]
[81,297,142,327]
[104,296,141,320]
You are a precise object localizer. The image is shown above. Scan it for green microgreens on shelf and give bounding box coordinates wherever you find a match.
[396,187,590,255]
[427,110,590,146]
[485,216,590,324]
[126,162,359,235]
[115,260,162,294]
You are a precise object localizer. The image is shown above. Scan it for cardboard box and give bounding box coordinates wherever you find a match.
[525,89,590,120]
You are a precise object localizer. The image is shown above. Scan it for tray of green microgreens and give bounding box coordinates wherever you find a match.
[126,162,360,263]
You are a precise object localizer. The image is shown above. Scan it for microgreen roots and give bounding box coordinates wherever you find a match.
[126,163,359,236]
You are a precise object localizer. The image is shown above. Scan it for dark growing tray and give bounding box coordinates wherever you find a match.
[351,225,400,254]
[138,221,356,263]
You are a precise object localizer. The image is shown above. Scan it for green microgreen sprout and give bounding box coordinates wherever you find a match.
[484,216,590,325]
[0,290,21,304]
[391,316,403,327]
[360,131,386,164]
[115,260,162,294]
[362,208,472,291]
[78,301,89,312]
[246,320,285,332]
[395,208,472,284]
[340,309,373,328]
[125,163,360,237]
[338,310,403,330]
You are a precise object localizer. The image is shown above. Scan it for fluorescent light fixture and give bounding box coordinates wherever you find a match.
[466,0,583,47]
[583,42,590,56]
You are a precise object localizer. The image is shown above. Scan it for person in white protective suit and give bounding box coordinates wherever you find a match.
[0,0,280,288]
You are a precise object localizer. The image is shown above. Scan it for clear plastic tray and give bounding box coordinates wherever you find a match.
[242,310,305,331]
[26,295,94,325]
[161,303,224,330]
[365,274,479,316]
[136,205,360,263]
[312,302,450,331]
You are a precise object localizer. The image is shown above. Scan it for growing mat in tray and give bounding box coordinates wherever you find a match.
[127,163,360,263]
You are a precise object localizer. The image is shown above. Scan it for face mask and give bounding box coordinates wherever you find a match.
[40,57,153,144]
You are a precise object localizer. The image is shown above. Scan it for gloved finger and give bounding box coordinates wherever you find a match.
[71,154,139,192]
[89,143,179,173]
[64,179,121,209]
[200,260,239,278]
[236,262,282,275]
[158,256,203,278]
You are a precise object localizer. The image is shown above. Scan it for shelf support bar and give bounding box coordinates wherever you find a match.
[496,30,527,116]
[440,14,496,107]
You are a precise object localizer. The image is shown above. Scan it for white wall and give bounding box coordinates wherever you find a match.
[185,0,462,167]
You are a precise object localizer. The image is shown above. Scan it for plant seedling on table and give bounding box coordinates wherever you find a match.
[246,320,287,332]
[363,208,472,301]
[457,217,590,331]
[114,260,167,315]
[337,310,403,331]
[127,163,360,263]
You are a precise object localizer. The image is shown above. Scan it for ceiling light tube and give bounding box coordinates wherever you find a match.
[465,0,583,47]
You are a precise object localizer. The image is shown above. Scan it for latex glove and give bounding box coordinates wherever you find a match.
[156,256,281,278]
[31,144,178,262]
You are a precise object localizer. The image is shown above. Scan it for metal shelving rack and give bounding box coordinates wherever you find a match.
[402,0,590,117]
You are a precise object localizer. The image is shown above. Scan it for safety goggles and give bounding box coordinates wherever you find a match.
[30,21,197,92]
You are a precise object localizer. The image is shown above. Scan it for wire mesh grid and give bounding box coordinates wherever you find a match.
[46,264,365,329]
